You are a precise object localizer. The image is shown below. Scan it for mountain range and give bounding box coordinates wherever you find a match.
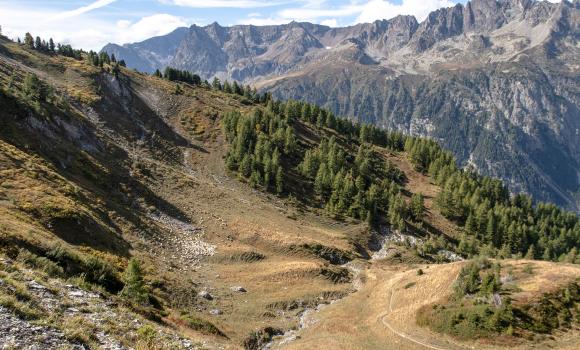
[102,0,580,211]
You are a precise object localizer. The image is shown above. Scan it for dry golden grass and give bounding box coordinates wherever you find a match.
[279,260,580,350]
[502,260,580,305]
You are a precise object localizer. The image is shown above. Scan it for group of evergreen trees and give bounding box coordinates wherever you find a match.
[222,109,290,194]
[223,95,578,263]
[18,32,126,69]
[298,137,406,224]
[210,77,264,103]
[22,32,82,60]
[86,50,125,69]
[222,98,424,231]
[157,67,202,86]
[404,138,579,262]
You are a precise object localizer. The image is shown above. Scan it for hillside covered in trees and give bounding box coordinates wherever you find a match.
[220,95,579,263]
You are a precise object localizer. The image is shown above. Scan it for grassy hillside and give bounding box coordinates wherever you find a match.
[0,34,578,349]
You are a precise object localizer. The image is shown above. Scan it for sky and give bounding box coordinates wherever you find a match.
[0,0,560,51]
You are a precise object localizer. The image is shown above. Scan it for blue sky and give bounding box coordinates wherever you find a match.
[1,0,550,51]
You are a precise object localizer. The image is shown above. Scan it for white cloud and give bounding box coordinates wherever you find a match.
[237,0,459,27]
[160,0,283,8]
[0,3,189,51]
[356,0,455,23]
[46,0,118,21]
[277,5,360,22]
[239,16,292,26]
[116,14,188,43]
[321,18,338,27]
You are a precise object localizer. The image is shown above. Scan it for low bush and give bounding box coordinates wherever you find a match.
[17,248,64,277]
[183,315,225,337]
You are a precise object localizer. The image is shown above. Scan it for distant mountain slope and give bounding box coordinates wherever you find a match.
[101,0,580,211]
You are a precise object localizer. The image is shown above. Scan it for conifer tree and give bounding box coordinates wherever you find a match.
[223,80,232,93]
[275,167,284,194]
[23,73,47,101]
[410,193,425,222]
[120,259,148,305]
[525,244,536,260]
[284,126,296,154]
[240,154,251,177]
[24,32,34,48]
[34,36,42,50]
[212,77,222,90]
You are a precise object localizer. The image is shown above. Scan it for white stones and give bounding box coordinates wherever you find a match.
[27,281,47,291]
[198,290,213,300]
[230,286,247,293]
[148,212,216,265]
[209,309,222,315]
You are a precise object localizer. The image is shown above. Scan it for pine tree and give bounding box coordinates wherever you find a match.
[120,259,148,305]
[525,244,536,260]
[112,63,120,78]
[566,247,577,264]
[275,167,284,194]
[542,246,553,261]
[212,77,222,90]
[465,211,476,234]
[23,73,47,101]
[48,38,55,52]
[24,32,34,48]
[410,193,425,222]
[34,36,42,50]
[485,212,497,245]
[314,163,330,196]
[284,126,296,154]
[223,80,232,93]
[250,169,262,188]
[301,103,312,122]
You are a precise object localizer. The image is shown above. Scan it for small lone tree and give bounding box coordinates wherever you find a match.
[120,258,149,305]
[23,73,47,101]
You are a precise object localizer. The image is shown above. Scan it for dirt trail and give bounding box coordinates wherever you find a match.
[275,261,472,350]
[377,272,469,350]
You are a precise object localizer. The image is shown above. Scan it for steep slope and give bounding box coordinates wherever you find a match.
[102,0,580,212]
[0,37,362,348]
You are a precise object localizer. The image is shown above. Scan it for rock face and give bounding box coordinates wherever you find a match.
[102,0,580,211]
